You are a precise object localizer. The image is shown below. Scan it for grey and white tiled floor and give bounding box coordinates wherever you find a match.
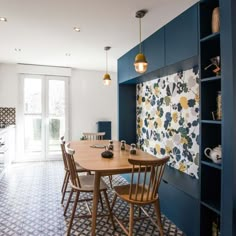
[0,161,184,236]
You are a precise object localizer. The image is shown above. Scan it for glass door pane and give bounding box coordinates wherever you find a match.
[24,78,43,157]
[47,79,65,157]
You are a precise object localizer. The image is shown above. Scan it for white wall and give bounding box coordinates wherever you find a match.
[0,63,118,142]
[70,69,118,140]
[0,64,18,107]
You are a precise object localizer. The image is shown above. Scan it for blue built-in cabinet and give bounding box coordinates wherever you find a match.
[118,4,198,84]
[118,1,236,235]
[142,28,165,73]
[165,5,198,66]
[118,3,200,235]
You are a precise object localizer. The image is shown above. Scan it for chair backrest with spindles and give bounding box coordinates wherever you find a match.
[60,136,68,171]
[83,132,106,140]
[128,156,169,202]
[65,143,81,189]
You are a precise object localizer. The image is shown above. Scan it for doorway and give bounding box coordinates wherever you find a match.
[19,74,68,161]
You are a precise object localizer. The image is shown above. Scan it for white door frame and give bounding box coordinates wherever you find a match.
[17,74,69,162]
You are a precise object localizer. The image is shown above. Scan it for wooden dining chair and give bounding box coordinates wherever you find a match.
[111,156,170,236]
[82,132,113,188]
[64,143,115,236]
[60,136,90,205]
[82,132,105,140]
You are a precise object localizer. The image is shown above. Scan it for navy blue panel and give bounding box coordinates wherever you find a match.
[118,53,129,84]
[143,28,165,73]
[165,4,198,66]
[97,121,111,139]
[220,0,236,235]
[124,56,198,85]
[163,166,199,199]
[129,45,140,80]
[118,85,136,144]
[159,180,200,236]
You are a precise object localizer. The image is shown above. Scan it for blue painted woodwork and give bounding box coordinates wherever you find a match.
[159,180,200,236]
[219,0,236,235]
[165,4,198,66]
[118,84,136,144]
[118,53,130,84]
[128,45,140,80]
[142,28,165,73]
[118,0,236,235]
[97,121,111,139]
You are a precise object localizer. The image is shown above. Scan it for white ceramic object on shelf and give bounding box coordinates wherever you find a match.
[204,145,222,164]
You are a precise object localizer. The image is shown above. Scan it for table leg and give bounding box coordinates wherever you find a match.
[91,171,101,236]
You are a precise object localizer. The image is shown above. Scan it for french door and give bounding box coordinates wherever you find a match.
[20,74,68,160]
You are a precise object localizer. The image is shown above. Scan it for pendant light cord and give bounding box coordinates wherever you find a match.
[139,17,142,53]
[106,50,108,73]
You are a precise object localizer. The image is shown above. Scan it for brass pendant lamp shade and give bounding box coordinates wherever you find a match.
[134,10,148,74]
[103,46,111,86]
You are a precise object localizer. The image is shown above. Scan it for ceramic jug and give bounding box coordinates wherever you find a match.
[204,145,222,164]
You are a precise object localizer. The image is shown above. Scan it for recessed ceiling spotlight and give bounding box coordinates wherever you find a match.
[65,53,71,56]
[73,27,80,32]
[0,17,7,22]
[14,48,21,52]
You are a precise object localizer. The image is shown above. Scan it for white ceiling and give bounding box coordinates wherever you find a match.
[0,0,198,72]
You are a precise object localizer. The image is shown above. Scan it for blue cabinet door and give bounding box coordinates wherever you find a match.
[118,53,129,84]
[129,45,140,80]
[118,45,140,83]
[143,28,165,73]
[165,4,198,66]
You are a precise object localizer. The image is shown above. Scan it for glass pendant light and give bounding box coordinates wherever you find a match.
[134,10,148,74]
[103,46,111,86]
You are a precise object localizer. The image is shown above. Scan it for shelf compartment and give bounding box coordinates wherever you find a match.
[201,75,221,82]
[201,79,221,120]
[201,123,221,161]
[201,120,222,124]
[201,160,222,170]
[201,164,221,212]
[200,204,221,235]
[201,201,221,215]
[200,36,220,79]
[200,32,220,42]
[200,0,220,39]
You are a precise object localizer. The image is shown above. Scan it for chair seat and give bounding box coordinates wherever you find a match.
[75,163,89,173]
[114,184,158,204]
[77,175,108,192]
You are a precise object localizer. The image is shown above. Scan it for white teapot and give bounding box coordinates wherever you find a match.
[204,145,222,164]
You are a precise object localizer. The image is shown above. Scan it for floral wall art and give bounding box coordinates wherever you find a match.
[136,67,199,178]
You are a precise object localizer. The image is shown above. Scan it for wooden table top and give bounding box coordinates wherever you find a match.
[70,140,158,174]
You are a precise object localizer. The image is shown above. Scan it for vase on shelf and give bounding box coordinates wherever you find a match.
[216,91,222,120]
[212,7,220,33]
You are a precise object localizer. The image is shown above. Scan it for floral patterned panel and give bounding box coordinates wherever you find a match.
[136,67,199,179]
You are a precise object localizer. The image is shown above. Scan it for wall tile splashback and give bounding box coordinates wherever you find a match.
[136,67,199,178]
[0,107,16,125]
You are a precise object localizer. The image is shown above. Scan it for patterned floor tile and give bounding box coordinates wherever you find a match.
[0,162,185,236]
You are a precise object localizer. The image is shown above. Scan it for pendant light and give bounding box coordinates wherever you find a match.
[103,46,111,86]
[134,10,148,74]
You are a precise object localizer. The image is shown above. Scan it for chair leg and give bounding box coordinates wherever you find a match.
[61,171,68,193]
[67,191,80,236]
[138,206,141,217]
[61,172,70,204]
[99,192,104,210]
[64,189,73,216]
[108,175,113,188]
[153,199,164,236]
[103,190,115,230]
[111,194,117,211]
[129,203,134,236]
